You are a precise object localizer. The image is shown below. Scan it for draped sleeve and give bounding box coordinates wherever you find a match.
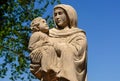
[67,31,87,81]
[68,31,87,56]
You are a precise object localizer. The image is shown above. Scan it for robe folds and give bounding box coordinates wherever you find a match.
[42,27,88,81]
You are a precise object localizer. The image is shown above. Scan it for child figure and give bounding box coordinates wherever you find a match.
[29,17,59,80]
[28,17,50,79]
[28,17,49,51]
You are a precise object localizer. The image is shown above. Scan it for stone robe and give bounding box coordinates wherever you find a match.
[48,27,87,81]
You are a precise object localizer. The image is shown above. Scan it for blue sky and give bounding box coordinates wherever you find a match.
[1,0,120,81]
[61,0,120,81]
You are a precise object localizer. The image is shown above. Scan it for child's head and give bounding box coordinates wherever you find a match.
[30,17,49,33]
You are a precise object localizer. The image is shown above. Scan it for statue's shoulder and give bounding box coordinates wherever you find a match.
[49,28,59,33]
[72,27,85,32]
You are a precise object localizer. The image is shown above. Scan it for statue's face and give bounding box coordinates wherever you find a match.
[38,19,49,32]
[31,18,49,33]
[54,8,68,28]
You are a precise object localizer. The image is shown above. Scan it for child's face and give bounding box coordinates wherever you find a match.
[31,18,49,33]
[38,19,49,33]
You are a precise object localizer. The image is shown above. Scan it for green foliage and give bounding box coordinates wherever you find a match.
[0,0,61,81]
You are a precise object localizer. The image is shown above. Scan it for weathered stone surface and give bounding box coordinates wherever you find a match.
[28,4,87,81]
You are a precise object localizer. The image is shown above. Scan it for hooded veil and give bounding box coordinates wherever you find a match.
[54,4,77,28]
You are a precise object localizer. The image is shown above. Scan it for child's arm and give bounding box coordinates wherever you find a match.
[28,32,48,51]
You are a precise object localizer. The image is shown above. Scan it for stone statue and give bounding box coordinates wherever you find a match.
[28,4,87,81]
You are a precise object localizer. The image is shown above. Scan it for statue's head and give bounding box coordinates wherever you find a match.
[54,4,78,28]
[30,17,49,33]
[54,7,69,29]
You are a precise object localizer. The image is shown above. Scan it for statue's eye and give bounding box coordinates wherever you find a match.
[31,22,34,25]
[58,12,62,15]
[54,13,57,16]
[42,20,46,23]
